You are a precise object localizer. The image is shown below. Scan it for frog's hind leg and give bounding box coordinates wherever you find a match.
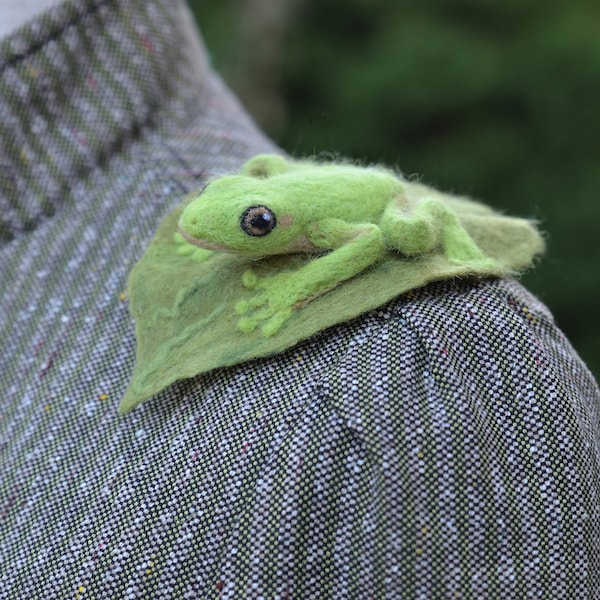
[416,198,493,265]
[426,199,489,263]
[382,197,492,265]
[380,201,441,256]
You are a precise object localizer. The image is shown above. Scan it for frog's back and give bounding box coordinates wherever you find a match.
[270,163,403,222]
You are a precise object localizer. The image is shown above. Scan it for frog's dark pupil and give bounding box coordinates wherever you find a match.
[251,213,271,229]
[241,205,277,237]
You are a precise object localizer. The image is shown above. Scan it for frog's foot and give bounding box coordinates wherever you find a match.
[442,233,490,266]
[173,232,214,263]
[236,303,293,337]
[235,270,296,336]
[463,256,497,271]
[417,199,491,265]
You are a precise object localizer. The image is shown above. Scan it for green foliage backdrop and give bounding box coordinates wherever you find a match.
[188,0,600,380]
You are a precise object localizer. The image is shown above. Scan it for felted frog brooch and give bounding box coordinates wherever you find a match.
[177,153,493,337]
[122,153,543,411]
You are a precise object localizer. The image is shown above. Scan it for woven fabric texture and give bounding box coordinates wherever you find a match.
[1,1,599,598]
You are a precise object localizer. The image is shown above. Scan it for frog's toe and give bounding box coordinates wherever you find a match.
[176,245,195,257]
[235,300,250,315]
[448,255,495,270]
[242,270,260,289]
[235,292,269,315]
[471,257,496,270]
[174,232,196,256]
[262,308,293,337]
[237,316,258,333]
[237,304,284,336]
[191,248,214,263]
[173,232,187,245]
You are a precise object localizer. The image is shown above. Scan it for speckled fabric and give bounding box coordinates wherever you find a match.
[1,1,599,598]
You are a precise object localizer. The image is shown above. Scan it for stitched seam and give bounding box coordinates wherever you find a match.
[260,309,397,468]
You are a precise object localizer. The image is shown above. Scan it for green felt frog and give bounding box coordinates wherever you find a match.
[178,154,492,337]
[121,154,543,411]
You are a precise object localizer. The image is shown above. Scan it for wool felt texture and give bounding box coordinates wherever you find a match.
[121,156,544,412]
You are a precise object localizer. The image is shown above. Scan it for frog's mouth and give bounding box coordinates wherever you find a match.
[178,228,231,252]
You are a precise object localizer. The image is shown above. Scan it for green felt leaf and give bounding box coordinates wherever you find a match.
[120,193,543,412]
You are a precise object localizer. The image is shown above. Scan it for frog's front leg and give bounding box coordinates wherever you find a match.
[236,219,386,337]
[381,197,492,265]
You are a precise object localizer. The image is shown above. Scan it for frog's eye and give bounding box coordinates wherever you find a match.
[240,205,277,237]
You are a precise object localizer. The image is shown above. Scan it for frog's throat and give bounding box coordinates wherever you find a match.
[178,228,323,256]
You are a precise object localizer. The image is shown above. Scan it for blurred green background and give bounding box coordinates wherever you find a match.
[187,0,600,381]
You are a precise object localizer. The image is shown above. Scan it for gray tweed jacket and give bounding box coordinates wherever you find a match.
[1,1,598,598]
